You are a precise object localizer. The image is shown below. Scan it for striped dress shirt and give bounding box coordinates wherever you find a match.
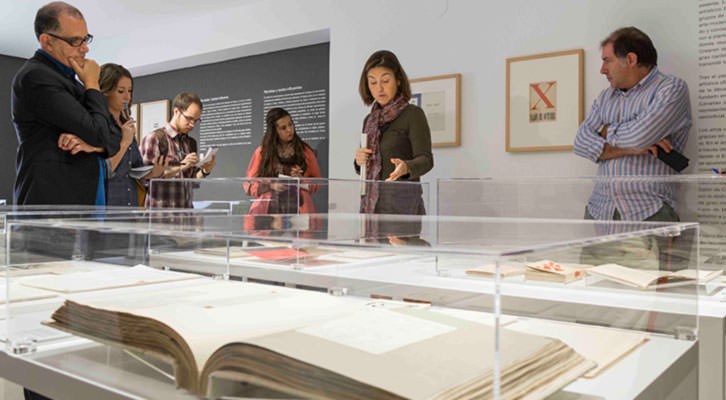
[573,67,692,221]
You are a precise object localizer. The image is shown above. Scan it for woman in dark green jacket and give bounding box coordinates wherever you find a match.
[355,50,433,217]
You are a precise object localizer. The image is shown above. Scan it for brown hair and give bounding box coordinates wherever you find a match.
[34,2,84,40]
[99,63,132,97]
[358,50,411,106]
[255,108,310,177]
[172,92,203,112]
[99,63,133,122]
[601,27,657,68]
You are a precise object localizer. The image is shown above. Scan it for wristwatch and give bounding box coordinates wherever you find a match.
[201,168,211,177]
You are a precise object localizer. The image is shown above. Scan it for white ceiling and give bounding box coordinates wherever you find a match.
[1,0,264,61]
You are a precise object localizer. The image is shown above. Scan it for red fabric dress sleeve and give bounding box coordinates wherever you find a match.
[244,147,264,196]
[303,146,321,194]
[298,146,321,214]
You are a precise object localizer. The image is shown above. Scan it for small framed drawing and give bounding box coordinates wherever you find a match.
[139,100,169,139]
[410,73,461,147]
[506,49,583,152]
[128,103,140,142]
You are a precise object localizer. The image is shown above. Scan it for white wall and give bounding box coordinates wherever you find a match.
[6,0,699,185]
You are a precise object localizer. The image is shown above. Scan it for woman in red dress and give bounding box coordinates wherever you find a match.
[245,108,321,214]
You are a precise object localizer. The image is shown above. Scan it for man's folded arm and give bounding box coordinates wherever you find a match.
[573,97,607,162]
[24,69,120,155]
[606,80,690,150]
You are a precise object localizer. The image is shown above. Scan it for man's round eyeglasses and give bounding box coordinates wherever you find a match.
[45,32,93,47]
[180,112,202,124]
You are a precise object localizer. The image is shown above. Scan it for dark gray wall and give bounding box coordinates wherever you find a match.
[133,43,330,181]
[1,54,27,204]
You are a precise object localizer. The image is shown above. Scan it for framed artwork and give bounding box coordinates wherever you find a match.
[128,103,140,142]
[506,49,583,152]
[139,100,169,139]
[410,73,461,147]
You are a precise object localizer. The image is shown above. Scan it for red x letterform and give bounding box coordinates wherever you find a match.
[530,81,556,110]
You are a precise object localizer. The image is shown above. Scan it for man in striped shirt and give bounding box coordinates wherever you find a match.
[574,27,692,222]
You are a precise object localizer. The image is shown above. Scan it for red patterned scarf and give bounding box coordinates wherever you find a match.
[360,95,410,213]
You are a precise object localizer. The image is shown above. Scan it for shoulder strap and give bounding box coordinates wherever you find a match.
[187,135,197,155]
[153,128,169,156]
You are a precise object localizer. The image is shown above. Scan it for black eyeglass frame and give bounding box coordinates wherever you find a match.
[179,112,202,125]
[44,32,93,47]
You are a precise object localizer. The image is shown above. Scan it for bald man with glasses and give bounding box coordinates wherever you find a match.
[11,1,121,205]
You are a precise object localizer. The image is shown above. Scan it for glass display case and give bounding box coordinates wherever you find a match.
[436,175,721,262]
[437,175,726,400]
[1,212,700,399]
[149,177,432,215]
[0,205,229,272]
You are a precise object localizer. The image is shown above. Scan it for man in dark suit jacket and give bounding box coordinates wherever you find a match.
[11,1,120,205]
[13,3,122,400]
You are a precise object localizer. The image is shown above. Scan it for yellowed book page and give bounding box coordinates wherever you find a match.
[526,260,591,278]
[429,307,518,327]
[298,308,456,354]
[588,263,666,289]
[20,265,202,293]
[64,280,360,375]
[520,359,597,400]
[317,249,393,261]
[0,260,111,277]
[507,319,648,378]
[466,264,526,277]
[193,247,251,258]
[674,268,722,281]
[0,283,57,302]
[247,308,558,400]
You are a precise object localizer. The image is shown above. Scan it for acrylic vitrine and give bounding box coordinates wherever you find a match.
[437,175,726,399]
[0,211,700,399]
[0,205,230,273]
[148,177,431,215]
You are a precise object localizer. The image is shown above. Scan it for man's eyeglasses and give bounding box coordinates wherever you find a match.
[44,32,93,47]
[180,112,202,125]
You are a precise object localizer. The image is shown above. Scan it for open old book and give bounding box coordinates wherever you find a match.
[506,318,649,379]
[588,264,723,289]
[465,263,527,278]
[46,280,595,399]
[524,260,594,283]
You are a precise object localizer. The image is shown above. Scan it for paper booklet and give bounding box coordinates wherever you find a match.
[0,282,58,303]
[466,264,527,278]
[128,165,154,179]
[524,260,594,283]
[45,280,595,399]
[20,265,202,293]
[277,174,311,190]
[0,260,108,277]
[194,246,256,258]
[317,249,393,260]
[197,147,218,165]
[587,264,723,289]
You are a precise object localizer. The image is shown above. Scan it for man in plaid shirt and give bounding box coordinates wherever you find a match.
[140,92,216,208]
